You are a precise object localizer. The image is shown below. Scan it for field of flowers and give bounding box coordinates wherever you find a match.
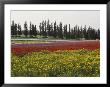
[11,40,99,56]
[11,40,100,77]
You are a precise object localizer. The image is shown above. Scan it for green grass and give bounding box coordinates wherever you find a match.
[11,35,56,39]
[11,40,52,44]
[11,49,100,77]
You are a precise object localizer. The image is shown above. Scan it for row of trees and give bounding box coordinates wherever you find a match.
[11,20,100,40]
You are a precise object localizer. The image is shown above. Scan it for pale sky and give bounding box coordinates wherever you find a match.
[11,10,100,30]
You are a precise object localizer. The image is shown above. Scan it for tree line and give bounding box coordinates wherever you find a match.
[11,20,100,40]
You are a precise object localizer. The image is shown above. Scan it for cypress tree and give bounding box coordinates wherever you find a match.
[24,21,28,37]
[17,24,22,37]
[54,21,57,38]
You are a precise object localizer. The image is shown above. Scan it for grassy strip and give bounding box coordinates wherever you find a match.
[11,40,51,44]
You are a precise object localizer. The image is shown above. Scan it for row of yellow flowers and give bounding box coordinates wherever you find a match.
[11,49,100,77]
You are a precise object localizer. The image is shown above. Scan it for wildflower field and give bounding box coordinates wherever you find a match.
[11,40,100,77]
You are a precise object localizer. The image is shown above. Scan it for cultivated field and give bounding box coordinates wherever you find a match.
[11,40,99,55]
[11,40,100,77]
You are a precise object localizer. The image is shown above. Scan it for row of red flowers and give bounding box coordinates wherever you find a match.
[11,40,100,56]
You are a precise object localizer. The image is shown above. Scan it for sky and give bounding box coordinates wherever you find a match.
[11,10,100,30]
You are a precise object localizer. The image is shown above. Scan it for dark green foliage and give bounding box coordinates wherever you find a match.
[23,21,28,37]
[11,20,17,37]
[17,24,22,36]
[11,20,100,40]
[53,21,57,38]
[29,22,37,38]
